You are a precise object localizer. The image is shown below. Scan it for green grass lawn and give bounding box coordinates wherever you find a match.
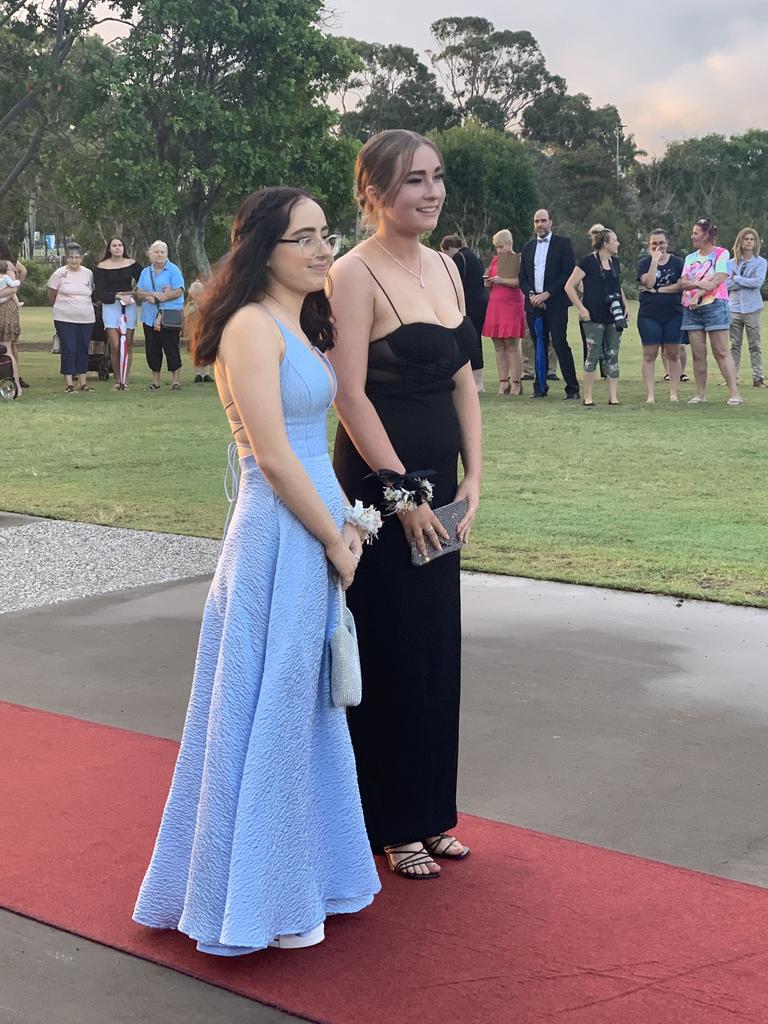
[6,304,768,607]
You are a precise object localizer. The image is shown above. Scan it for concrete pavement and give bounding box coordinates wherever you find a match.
[2,527,767,1022]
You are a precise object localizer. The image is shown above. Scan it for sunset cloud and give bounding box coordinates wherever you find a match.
[330,2,768,156]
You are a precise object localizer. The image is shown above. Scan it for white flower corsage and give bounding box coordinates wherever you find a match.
[380,475,434,516]
[382,485,417,514]
[343,500,382,544]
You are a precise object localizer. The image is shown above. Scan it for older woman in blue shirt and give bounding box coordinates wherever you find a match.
[136,240,185,391]
[727,228,768,388]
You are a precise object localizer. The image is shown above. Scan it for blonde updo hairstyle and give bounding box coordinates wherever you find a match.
[355,129,443,231]
[492,229,513,248]
[588,222,612,251]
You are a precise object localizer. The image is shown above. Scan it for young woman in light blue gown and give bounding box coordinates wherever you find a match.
[133,187,380,955]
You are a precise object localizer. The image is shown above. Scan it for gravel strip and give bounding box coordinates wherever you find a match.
[1,520,220,614]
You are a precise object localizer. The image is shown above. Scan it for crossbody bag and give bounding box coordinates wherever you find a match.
[148,267,183,330]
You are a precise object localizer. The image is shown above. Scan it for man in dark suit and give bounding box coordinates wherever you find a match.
[519,209,580,399]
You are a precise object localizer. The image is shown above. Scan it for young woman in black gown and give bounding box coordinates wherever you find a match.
[328,130,483,879]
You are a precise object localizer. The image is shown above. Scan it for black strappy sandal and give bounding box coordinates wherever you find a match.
[384,844,440,880]
[423,834,471,860]
[498,377,511,395]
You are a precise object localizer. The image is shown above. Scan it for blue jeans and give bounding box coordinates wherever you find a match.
[56,320,93,376]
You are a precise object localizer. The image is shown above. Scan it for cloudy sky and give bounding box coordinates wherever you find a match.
[328,1,766,156]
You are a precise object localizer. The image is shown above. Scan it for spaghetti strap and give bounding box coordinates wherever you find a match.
[353,257,404,324]
[438,252,462,309]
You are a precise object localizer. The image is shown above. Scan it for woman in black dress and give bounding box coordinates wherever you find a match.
[328,130,482,880]
[440,234,486,391]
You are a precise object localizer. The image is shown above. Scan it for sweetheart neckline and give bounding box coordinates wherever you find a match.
[371,315,471,345]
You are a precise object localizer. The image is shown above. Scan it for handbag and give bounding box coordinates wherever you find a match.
[329,577,362,707]
[410,497,468,567]
[149,267,182,330]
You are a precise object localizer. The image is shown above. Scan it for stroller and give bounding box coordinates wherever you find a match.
[88,305,112,380]
[51,304,112,380]
[0,343,19,400]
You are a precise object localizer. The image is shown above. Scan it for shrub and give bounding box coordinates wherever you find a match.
[19,261,52,306]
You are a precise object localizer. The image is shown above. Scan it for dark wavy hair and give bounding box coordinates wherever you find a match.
[191,187,334,367]
[100,236,131,262]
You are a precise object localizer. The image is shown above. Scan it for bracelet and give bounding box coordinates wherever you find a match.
[372,469,435,515]
[342,500,382,544]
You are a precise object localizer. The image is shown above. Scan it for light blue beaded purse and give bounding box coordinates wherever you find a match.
[329,578,362,708]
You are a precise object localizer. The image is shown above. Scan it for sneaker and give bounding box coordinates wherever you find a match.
[753,378,768,388]
[269,923,325,949]
[202,373,214,383]
[687,395,706,404]
[194,374,203,383]
[679,374,691,382]
[726,396,743,406]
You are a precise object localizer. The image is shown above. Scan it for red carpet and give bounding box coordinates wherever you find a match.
[2,700,768,1024]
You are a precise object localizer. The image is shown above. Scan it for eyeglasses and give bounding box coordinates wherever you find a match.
[277,234,341,257]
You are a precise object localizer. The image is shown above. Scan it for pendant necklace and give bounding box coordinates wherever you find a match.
[371,235,425,288]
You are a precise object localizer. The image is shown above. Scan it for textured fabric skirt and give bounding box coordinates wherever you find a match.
[133,453,380,952]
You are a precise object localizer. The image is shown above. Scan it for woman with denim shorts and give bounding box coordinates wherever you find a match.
[94,237,142,391]
[671,219,742,406]
[637,229,685,403]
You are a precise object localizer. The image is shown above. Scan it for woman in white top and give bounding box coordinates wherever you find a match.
[47,243,96,393]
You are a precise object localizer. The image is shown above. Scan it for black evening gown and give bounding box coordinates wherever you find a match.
[333,258,475,849]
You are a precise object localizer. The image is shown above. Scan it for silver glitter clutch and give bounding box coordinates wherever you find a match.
[329,578,362,708]
[410,498,468,567]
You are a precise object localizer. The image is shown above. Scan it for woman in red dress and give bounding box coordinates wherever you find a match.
[482,229,526,395]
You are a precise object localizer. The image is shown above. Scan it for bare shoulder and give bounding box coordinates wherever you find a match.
[428,245,460,277]
[219,303,285,364]
[330,246,376,290]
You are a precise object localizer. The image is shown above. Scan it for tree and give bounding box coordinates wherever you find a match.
[338,39,457,141]
[635,132,768,249]
[428,17,564,130]
[430,120,537,253]
[60,0,357,277]
[0,0,124,200]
